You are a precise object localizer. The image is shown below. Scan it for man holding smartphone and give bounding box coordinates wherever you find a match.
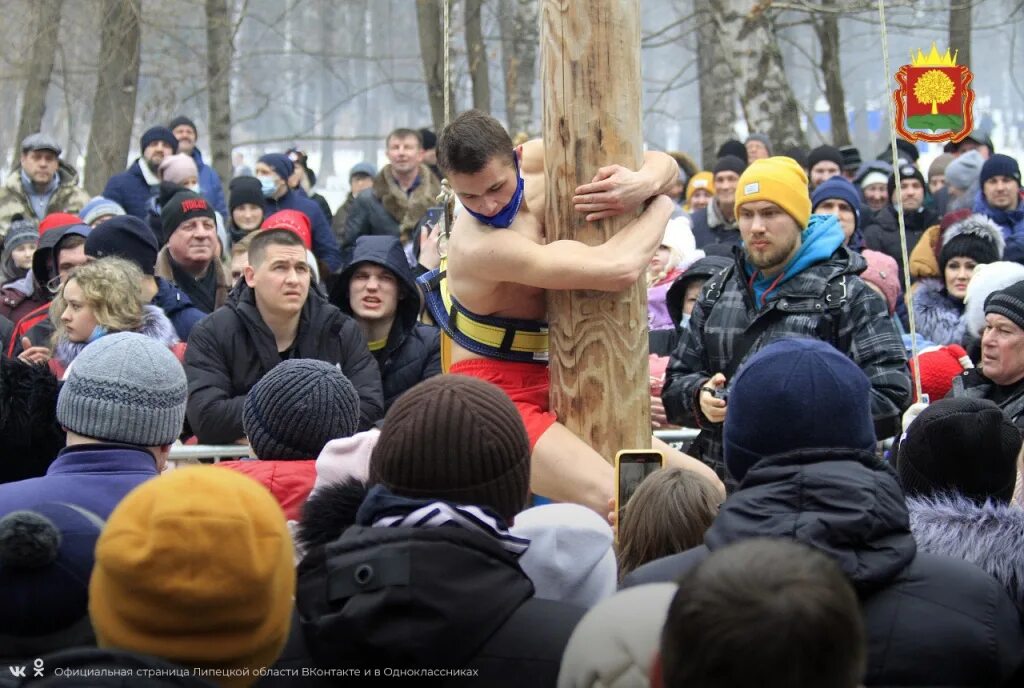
[662,157,910,487]
[420,110,721,515]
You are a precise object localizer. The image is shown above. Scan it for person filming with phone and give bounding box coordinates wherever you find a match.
[662,157,910,488]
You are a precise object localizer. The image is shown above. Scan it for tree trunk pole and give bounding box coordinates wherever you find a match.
[12,0,62,170]
[541,0,650,462]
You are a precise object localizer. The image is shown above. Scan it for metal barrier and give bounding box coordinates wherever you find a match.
[168,429,702,463]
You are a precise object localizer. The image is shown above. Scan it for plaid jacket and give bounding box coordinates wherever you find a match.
[662,245,911,482]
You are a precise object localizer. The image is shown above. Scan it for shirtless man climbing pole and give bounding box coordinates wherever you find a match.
[419,110,723,514]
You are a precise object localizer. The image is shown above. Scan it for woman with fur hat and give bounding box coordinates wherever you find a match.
[912,213,1003,346]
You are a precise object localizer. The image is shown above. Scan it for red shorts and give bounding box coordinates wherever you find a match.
[449,359,558,450]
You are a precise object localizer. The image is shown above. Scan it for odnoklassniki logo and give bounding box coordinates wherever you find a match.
[893,43,975,144]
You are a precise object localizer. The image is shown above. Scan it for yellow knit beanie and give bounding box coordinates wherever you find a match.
[734,156,812,229]
[89,467,295,688]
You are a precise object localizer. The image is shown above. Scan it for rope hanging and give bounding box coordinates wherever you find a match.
[434,0,456,257]
[877,0,925,403]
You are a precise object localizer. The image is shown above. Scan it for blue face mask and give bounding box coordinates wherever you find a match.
[87,325,109,343]
[680,313,691,330]
[257,175,277,198]
[464,154,524,229]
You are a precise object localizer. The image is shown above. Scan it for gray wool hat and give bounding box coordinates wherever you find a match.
[944,150,984,191]
[56,332,187,446]
[243,359,360,460]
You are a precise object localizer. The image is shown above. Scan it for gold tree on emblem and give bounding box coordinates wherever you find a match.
[913,69,955,115]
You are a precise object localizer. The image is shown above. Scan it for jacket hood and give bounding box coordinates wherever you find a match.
[331,235,420,338]
[32,223,91,288]
[509,503,617,609]
[707,447,917,592]
[296,525,534,669]
[665,255,733,327]
[908,493,1024,611]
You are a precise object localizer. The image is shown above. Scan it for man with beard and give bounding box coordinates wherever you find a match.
[102,126,179,220]
[862,163,939,284]
[662,157,910,485]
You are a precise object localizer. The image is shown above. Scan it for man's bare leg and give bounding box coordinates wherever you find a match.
[653,436,725,497]
[531,422,614,514]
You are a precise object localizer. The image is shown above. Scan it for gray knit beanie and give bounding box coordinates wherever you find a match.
[56,332,187,446]
[944,150,984,191]
[243,359,360,460]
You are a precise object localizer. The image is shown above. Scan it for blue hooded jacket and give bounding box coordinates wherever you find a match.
[152,276,206,342]
[191,148,228,217]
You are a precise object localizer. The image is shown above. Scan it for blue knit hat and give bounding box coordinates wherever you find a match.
[979,154,1021,187]
[243,359,360,460]
[811,176,862,230]
[723,338,876,483]
[0,503,104,648]
[258,153,295,182]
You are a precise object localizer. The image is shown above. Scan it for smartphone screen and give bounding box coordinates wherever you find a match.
[423,206,443,228]
[616,451,664,511]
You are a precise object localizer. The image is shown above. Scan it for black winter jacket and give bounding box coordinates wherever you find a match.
[184,282,384,443]
[331,236,441,410]
[0,356,64,484]
[287,525,585,687]
[689,201,741,250]
[623,447,1024,687]
[951,368,1024,431]
[662,244,910,479]
[862,203,939,283]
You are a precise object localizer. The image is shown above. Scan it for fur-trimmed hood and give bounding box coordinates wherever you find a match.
[963,261,1024,337]
[908,493,1024,612]
[912,277,967,346]
[53,304,180,367]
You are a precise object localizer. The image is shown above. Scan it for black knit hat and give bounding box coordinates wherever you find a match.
[229,176,266,213]
[168,116,197,136]
[84,215,159,275]
[939,213,1004,272]
[243,359,360,460]
[713,155,746,177]
[897,398,1021,505]
[160,191,216,242]
[139,126,178,154]
[715,140,748,165]
[887,163,927,202]
[369,375,530,522]
[807,145,843,172]
[985,279,1024,331]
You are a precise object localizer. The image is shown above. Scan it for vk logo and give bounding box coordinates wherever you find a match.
[8,666,26,678]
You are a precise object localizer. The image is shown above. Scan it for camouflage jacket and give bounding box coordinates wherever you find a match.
[0,162,91,237]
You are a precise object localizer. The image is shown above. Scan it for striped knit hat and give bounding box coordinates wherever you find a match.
[369,375,530,522]
[56,332,186,446]
[243,359,360,460]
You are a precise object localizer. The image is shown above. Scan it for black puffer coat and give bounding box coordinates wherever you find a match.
[623,447,1024,687]
[184,281,384,443]
[0,355,64,484]
[330,235,440,410]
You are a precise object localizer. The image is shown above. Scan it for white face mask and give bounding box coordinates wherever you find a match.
[188,184,201,194]
[680,313,692,329]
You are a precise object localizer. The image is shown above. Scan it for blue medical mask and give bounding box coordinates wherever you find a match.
[87,325,109,343]
[463,153,524,229]
[680,313,691,330]
[257,175,277,198]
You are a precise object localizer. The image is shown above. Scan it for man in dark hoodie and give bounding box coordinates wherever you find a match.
[184,228,383,444]
[631,338,1024,687]
[331,235,440,410]
[292,375,584,686]
[84,215,206,341]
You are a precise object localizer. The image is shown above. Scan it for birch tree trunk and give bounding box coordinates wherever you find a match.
[417,0,447,133]
[708,0,807,150]
[12,0,62,169]
[84,0,142,196]
[499,0,538,137]
[205,0,233,184]
[814,0,850,145]
[465,0,491,113]
[696,5,738,167]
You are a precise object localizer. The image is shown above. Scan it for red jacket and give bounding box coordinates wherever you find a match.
[217,459,317,520]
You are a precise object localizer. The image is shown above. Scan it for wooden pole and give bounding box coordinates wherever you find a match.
[541,0,650,461]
